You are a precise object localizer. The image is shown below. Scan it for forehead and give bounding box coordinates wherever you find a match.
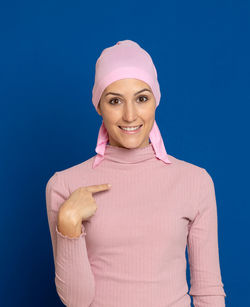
[104,78,150,92]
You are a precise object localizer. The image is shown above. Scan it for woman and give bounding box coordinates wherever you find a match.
[46,40,226,307]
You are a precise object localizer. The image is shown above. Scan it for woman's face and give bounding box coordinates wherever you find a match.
[97,78,156,149]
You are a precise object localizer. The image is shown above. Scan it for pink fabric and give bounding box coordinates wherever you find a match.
[45,146,226,306]
[91,39,171,168]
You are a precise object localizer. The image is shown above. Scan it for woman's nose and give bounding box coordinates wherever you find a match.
[122,102,138,121]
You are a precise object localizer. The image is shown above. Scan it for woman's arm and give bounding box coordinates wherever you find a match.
[187,168,227,307]
[45,172,95,307]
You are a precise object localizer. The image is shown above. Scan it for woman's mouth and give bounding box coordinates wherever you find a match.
[118,124,143,134]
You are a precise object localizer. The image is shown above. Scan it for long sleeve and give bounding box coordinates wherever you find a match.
[187,168,226,307]
[45,172,95,307]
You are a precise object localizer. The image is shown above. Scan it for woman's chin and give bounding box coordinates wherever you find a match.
[111,137,149,149]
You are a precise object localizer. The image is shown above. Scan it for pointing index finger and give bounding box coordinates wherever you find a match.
[86,184,111,194]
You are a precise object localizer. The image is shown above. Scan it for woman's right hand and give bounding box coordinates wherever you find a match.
[57,184,111,238]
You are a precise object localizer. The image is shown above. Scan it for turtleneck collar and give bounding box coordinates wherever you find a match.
[104,142,156,164]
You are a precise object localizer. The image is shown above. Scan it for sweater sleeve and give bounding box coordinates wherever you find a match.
[187,168,227,307]
[45,172,95,307]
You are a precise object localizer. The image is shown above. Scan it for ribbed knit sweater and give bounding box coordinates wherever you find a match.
[45,143,226,307]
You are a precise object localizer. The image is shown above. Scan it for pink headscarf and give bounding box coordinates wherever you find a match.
[91,39,172,168]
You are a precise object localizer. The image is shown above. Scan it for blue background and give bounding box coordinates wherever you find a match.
[1,0,249,306]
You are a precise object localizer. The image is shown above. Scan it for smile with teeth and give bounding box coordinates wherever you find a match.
[119,125,142,131]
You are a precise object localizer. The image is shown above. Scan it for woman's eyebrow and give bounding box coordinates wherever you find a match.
[105,88,152,97]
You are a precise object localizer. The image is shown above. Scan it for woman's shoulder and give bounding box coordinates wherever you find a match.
[166,152,207,178]
[54,154,97,182]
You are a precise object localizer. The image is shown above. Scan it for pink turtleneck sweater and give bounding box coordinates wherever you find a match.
[45,143,226,307]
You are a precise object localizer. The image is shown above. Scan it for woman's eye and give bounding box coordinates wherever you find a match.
[109,98,121,105]
[137,96,148,103]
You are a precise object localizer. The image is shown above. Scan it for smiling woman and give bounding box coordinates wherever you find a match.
[45,39,226,307]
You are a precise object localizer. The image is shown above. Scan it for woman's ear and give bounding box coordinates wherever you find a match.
[97,99,102,116]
